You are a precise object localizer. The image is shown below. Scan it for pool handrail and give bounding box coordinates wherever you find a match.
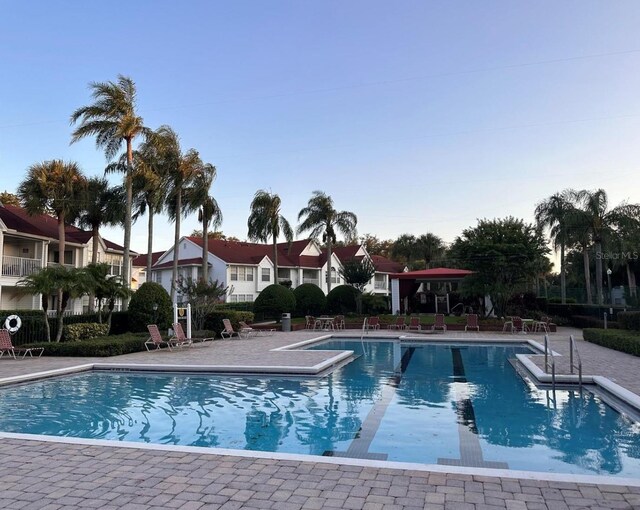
[544,334,556,389]
[569,334,583,388]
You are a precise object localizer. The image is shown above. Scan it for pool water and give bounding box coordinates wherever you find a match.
[1,340,639,477]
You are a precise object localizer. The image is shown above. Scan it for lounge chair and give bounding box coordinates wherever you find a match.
[534,316,551,333]
[221,318,241,339]
[407,317,421,331]
[503,316,525,333]
[432,313,447,332]
[145,324,173,351]
[365,316,380,330]
[0,329,44,359]
[465,314,479,332]
[388,317,406,330]
[238,321,258,338]
[173,322,213,346]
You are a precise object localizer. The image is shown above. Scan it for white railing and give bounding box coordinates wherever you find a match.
[2,256,42,277]
[303,278,319,285]
[374,281,387,290]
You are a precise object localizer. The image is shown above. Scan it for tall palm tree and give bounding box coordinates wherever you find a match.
[247,190,293,282]
[70,75,148,309]
[391,234,417,268]
[18,160,87,320]
[535,190,575,304]
[415,233,445,269]
[186,163,223,283]
[297,191,357,293]
[573,189,640,304]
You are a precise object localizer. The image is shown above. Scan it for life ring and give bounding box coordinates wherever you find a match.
[4,315,21,334]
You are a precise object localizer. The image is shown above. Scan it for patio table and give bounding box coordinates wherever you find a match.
[316,317,335,331]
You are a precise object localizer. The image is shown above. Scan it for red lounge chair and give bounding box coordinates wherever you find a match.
[365,317,380,330]
[221,318,241,339]
[145,324,172,351]
[465,314,479,332]
[388,317,406,330]
[432,313,447,332]
[0,329,44,359]
[173,322,213,345]
[407,317,421,331]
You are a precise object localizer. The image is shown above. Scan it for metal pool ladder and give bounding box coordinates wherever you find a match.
[569,334,583,389]
[544,334,556,390]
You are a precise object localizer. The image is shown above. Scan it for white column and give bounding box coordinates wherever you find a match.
[391,278,400,314]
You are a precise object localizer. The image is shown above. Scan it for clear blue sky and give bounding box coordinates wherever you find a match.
[1,1,640,255]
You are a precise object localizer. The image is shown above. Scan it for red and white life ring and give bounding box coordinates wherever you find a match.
[4,315,22,334]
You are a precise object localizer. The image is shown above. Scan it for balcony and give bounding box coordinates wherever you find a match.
[374,280,387,290]
[302,278,319,285]
[2,256,42,277]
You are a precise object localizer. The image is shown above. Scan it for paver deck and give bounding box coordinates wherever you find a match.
[1,327,640,509]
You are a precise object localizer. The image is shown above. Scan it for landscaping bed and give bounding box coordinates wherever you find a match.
[583,328,640,357]
[24,333,149,357]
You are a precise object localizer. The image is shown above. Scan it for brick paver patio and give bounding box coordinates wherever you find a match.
[1,327,640,509]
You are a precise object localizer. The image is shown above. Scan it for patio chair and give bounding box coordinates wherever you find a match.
[388,316,406,330]
[239,321,258,338]
[365,316,380,330]
[221,318,241,339]
[334,315,346,330]
[172,322,213,346]
[464,314,479,332]
[305,316,322,330]
[0,329,44,359]
[407,317,421,331]
[503,316,525,333]
[145,324,173,351]
[432,313,447,332]
[534,316,552,333]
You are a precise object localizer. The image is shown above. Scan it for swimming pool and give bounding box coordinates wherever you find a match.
[1,339,639,477]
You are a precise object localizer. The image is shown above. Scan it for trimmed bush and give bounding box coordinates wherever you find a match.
[24,333,148,357]
[203,310,255,335]
[569,315,619,329]
[583,328,640,356]
[253,284,296,320]
[618,311,640,331]
[128,282,173,332]
[64,323,109,342]
[108,311,130,335]
[361,293,387,314]
[293,284,326,317]
[326,285,360,314]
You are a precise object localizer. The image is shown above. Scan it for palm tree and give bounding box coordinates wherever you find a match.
[0,191,20,206]
[86,263,132,331]
[247,190,293,283]
[573,189,640,304]
[391,234,417,268]
[415,233,445,269]
[297,191,357,293]
[77,177,124,311]
[17,269,58,342]
[535,190,575,304]
[70,75,148,309]
[186,164,222,283]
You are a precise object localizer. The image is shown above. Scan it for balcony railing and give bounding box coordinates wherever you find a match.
[374,281,387,290]
[2,256,42,277]
[303,278,319,285]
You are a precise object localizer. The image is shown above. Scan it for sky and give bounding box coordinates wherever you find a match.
[1,1,640,258]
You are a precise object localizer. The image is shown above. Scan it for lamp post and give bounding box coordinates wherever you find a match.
[606,268,612,304]
[152,303,158,324]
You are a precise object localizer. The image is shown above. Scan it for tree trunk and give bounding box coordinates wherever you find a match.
[626,262,637,298]
[55,292,69,342]
[273,236,278,284]
[202,215,209,283]
[171,189,181,303]
[88,225,99,312]
[595,241,603,305]
[327,242,333,293]
[41,296,51,343]
[107,299,115,334]
[56,212,65,322]
[560,243,566,304]
[122,137,133,310]
[583,245,592,304]
[147,206,154,282]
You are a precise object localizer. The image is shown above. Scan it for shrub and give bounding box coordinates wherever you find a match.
[128,282,173,332]
[549,297,577,304]
[108,311,130,335]
[293,284,326,317]
[361,293,387,315]
[204,310,255,335]
[583,328,640,356]
[64,323,109,342]
[618,311,640,331]
[24,333,148,357]
[569,315,619,329]
[326,285,360,314]
[253,284,296,320]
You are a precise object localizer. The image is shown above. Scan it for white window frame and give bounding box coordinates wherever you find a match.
[261,267,270,282]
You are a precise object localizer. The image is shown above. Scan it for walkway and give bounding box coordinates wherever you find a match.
[1,327,640,509]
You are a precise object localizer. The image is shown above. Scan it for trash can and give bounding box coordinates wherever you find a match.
[281,313,291,332]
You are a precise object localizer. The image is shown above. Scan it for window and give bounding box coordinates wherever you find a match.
[154,272,162,284]
[230,266,254,281]
[229,294,254,303]
[330,267,339,284]
[229,295,238,303]
[261,268,270,282]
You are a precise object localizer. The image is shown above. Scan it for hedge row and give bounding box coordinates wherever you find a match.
[569,315,619,330]
[583,328,640,357]
[544,303,628,320]
[64,323,109,342]
[618,311,640,331]
[24,333,148,357]
[203,311,255,335]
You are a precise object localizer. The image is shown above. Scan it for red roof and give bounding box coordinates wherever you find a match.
[370,255,405,273]
[0,204,126,252]
[390,267,473,280]
[153,257,204,270]
[133,251,164,267]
